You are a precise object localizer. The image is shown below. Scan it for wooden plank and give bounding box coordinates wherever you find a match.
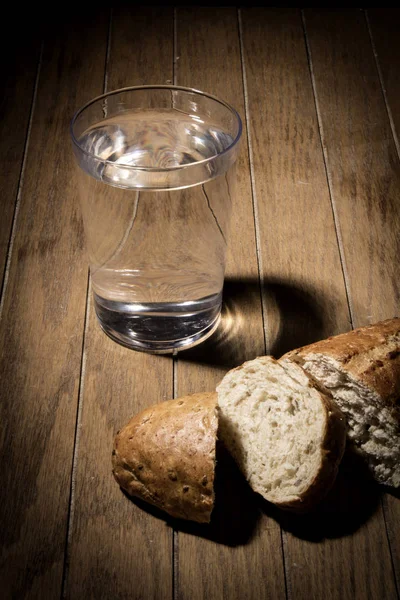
[65,8,175,599]
[241,7,398,600]
[304,8,400,595]
[367,9,400,154]
[367,9,400,589]
[383,490,400,594]
[304,8,400,327]
[0,14,108,599]
[174,8,285,600]
[0,37,40,285]
[240,8,350,344]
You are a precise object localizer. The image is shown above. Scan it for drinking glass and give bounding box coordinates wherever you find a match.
[70,85,242,353]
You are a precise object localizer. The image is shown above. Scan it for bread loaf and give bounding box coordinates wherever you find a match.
[112,392,218,522]
[283,318,400,487]
[113,319,399,521]
[216,356,347,510]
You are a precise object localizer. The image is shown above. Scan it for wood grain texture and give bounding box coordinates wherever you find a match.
[0,38,40,285]
[65,8,175,600]
[383,491,400,594]
[303,9,400,327]
[65,295,173,600]
[0,14,108,599]
[241,7,398,600]
[367,9,400,589]
[306,8,400,593]
[240,8,350,350]
[1,8,398,600]
[175,8,285,600]
[367,9,400,153]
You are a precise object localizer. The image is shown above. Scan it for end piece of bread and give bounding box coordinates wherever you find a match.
[283,318,400,487]
[216,356,346,511]
[112,392,218,523]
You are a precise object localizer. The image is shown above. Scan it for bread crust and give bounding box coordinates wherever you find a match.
[276,388,347,511]
[284,318,400,410]
[112,392,218,523]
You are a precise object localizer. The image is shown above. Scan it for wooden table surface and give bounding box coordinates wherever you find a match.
[1,7,399,600]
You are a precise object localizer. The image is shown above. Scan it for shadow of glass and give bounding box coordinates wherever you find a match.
[177,275,343,369]
[174,277,265,369]
[260,278,343,358]
[260,451,382,542]
[123,442,259,547]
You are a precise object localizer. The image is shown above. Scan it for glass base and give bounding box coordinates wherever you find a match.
[93,292,222,354]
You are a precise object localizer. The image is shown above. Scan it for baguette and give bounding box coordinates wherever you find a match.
[283,318,400,487]
[216,356,347,510]
[112,392,218,522]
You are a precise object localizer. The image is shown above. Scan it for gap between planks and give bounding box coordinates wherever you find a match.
[103,8,113,100]
[364,12,400,596]
[237,8,289,600]
[237,8,269,357]
[300,9,355,330]
[61,10,113,598]
[0,42,44,318]
[365,11,400,163]
[61,272,91,599]
[302,9,399,598]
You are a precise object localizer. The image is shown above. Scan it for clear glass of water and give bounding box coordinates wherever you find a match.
[70,86,242,353]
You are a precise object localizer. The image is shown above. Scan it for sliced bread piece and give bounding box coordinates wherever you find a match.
[112,392,218,523]
[216,356,346,510]
[282,318,400,487]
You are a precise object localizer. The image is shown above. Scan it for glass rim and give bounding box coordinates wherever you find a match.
[70,84,243,172]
